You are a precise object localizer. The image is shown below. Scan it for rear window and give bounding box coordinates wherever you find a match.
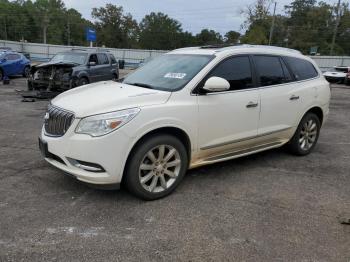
[284,57,318,81]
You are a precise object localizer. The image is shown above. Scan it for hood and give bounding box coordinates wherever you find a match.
[51,81,172,118]
[34,61,78,69]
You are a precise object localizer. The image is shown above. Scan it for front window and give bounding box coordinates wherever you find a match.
[123,54,214,91]
[50,53,88,65]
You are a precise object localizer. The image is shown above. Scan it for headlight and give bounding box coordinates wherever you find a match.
[75,108,140,137]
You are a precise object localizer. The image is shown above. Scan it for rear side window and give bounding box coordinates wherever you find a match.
[254,55,291,86]
[110,54,117,64]
[205,56,253,91]
[5,54,20,60]
[284,56,318,81]
[97,53,109,65]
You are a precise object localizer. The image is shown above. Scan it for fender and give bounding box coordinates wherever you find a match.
[76,71,90,82]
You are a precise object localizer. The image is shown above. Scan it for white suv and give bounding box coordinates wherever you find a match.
[39,45,330,200]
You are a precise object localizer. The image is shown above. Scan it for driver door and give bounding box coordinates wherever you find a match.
[197,56,260,160]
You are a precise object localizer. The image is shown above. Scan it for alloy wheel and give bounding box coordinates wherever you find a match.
[299,119,318,151]
[139,145,181,193]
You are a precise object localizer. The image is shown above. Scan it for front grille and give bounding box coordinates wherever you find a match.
[44,105,75,137]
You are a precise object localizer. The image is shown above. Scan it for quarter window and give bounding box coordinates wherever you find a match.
[254,56,290,86]
[284,56,318,81]
[204,56,253,91]
[110,54,117,64]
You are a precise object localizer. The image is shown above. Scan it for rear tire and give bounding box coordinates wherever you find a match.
[124,134,188,200]
[0,69,3,81]
[286,112,321,156]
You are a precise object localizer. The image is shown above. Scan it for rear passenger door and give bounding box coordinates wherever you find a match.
[88,54,100,82]
[97,53,112,81]
[254,55,309,136]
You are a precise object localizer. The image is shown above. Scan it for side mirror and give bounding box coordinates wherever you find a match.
[203,77,230,92]
[88,61,97,66]
[0,58,7,63]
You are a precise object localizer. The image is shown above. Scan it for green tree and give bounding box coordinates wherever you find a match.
[241,0,273,44]
[139,12,184,50]
[65,8,93,46]
[334,2,350,55]
[224,31,241,44]
[195,29,223,45]
[92,4,139,48]
[285,0,334,54]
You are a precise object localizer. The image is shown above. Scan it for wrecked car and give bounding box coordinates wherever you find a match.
[28,50,119,91]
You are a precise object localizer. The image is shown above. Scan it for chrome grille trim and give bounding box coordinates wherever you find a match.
[44,105,75,137]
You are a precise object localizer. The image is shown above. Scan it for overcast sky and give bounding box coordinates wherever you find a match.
[63,0,297,35]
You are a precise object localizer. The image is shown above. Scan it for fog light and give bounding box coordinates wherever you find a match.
[68,158,105,173]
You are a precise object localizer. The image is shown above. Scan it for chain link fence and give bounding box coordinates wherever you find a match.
[1,40,349,70]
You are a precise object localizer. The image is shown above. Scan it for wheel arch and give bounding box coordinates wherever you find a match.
[77,71,90,82]
[304,106,324,126]
[122,126,192,183]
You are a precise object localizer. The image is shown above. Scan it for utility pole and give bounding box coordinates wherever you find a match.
[269,2,277,46]
[3,16,8,40]
[330,0,341,55]
[67,21,71,46]
[42,14,49,44]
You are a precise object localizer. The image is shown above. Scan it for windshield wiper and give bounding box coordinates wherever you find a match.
[125,82,155,89]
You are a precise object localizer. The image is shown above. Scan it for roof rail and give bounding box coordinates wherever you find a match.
[95,47,110,52]
[71,48,88,52]
[221,44,302,54]
[200,44,241,49]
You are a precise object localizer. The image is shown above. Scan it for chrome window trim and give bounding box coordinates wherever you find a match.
[190,53,321,96]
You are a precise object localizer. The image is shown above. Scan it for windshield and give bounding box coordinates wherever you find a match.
[123,54,214,91]
[50,53,87,65]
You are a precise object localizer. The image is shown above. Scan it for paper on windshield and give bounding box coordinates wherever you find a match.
[164,73,187,79]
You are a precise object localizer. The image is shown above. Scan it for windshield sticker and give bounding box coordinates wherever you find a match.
[164,73,187,79]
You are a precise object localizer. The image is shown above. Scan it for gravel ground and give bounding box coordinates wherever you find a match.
[0,77,350,262]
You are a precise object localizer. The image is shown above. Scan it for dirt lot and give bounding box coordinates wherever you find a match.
[0,76,350,261]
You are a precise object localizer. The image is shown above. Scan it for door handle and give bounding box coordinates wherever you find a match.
[246,101,259,108]
[290,95,300,101]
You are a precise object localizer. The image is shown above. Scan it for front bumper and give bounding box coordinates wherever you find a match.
[40,120,133,186]
[28,78,75,90]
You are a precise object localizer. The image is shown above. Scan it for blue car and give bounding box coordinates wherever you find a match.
[0,51,31,80]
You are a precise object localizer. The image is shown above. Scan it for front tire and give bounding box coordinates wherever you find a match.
[287,112,321,156]
[125,134,188,200]
[23,66,30,78]
[77,77,89,86]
